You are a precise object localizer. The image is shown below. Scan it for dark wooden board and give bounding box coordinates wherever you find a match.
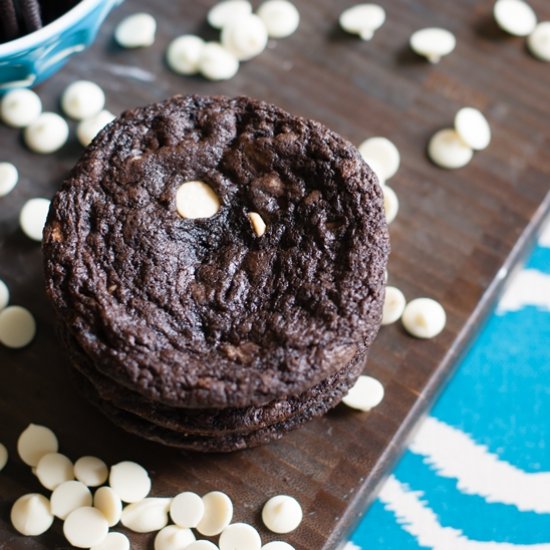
[1,0,549,548]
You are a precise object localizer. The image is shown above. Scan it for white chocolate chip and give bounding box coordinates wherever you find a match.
[208,0,252,29]
[74,456,109,487]
[0,162,18,197]
[186,542,219,550]
[527,22,550,61]
[24,112,69,154]
[382,286,406,325]
[1,88,42,128]
[35,452,74,491]
[257,1,300,38]
[91,532,130,550]
[64,506,109,548]
[454,107,491,151]
[428,128,473,169]
[196,491,233,537]
[382,185,399,224]
[94,486,123,527]
[402,297,446,339]
[121,497,171,533]
[358,137,400,180]
[155,525,196,550]
[199,42,240,80]
[77,110,116,147]
[176,180,221,219]
[19,197,50,242]
[339,4,386,41]
[248,212,267,236]
[11,494,54,536]
[261,495,302,534]
[221,14,268,61]
[262,543,295,550]
[0,442,8,471]
[0,305,36,348]
[220,523,262,550]
[0,278,9,310]
[170,491,204,528]
[342,375,385,411]
[166,35,205,75]
[17,424,58,466]
[409,27,456,63]
[61,80,105,121]
[494,0,537,36]
[115,13,156,48]
[109,461,151,503]
[50,480,92,519]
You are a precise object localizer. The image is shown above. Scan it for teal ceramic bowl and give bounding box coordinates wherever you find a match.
[0,0,122,92]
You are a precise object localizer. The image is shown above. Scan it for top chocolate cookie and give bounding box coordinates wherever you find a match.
[43,95,389,408]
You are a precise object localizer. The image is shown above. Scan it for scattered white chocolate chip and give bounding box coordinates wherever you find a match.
[115,13,156,48]
[248,212,267,237]
[196,491,233,537]
[77,110,116,147]
[261,495,302,534]
[176,180,221,219]
[402,297,446,338]
[109,460,151,503]
[50,480,92,520]
[61,80,105,121]
[220,523,262,550]
[208,0,253,29]
[221,14,269,61]
[170,491,204,528]
[24,112,69,154]
[186,542,219,550]
[382,286,406,325]
[17,424,58,466]
[35,452,74,491]
[494,0,537,36]
[409,27,456,63]
[0,278,9,310]
[1,88,42,128]
[527,22,550,61]
[19,197,50,242]
[428,128,473,169]
[0,306,36,349]
[257,0,300,38]
[342,375,385,412]
[262,542,295,550]
[91,532,130,550]
[94,486,123,527]
[166,35,205,75]
[199,42,240,81]
[74,456,109,487]
[0,442,8,471]
[358,137,400,181]
[339,3,386,41]
[155,525,196,550]
[63,506,109,548]
[121,497,171,533]
[0,162,18,197]
[454,107,491,151]
[11,493,54,536]
[382,185,399,224]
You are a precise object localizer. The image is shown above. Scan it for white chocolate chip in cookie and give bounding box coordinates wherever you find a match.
[382,286,406,325]
[11,493,54,536]
[339,4,386,41]
[176,181,221,220]
[115,13,156,48]
[409,27,456,63]
[262,495,302,534]
[402,297,446,339]
[342,375,385,411]
[248,212,267,236]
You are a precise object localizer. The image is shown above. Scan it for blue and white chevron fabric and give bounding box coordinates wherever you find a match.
[347,218,550,550]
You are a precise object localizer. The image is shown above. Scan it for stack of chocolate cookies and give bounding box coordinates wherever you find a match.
[43,95,389,452]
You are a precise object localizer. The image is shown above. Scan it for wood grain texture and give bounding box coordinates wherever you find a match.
[1,0,549,548]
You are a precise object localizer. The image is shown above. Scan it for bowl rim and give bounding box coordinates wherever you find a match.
[0,0,106,57]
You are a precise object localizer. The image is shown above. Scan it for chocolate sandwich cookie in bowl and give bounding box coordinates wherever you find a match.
[0,0,122,91]
[43,94,389,451]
